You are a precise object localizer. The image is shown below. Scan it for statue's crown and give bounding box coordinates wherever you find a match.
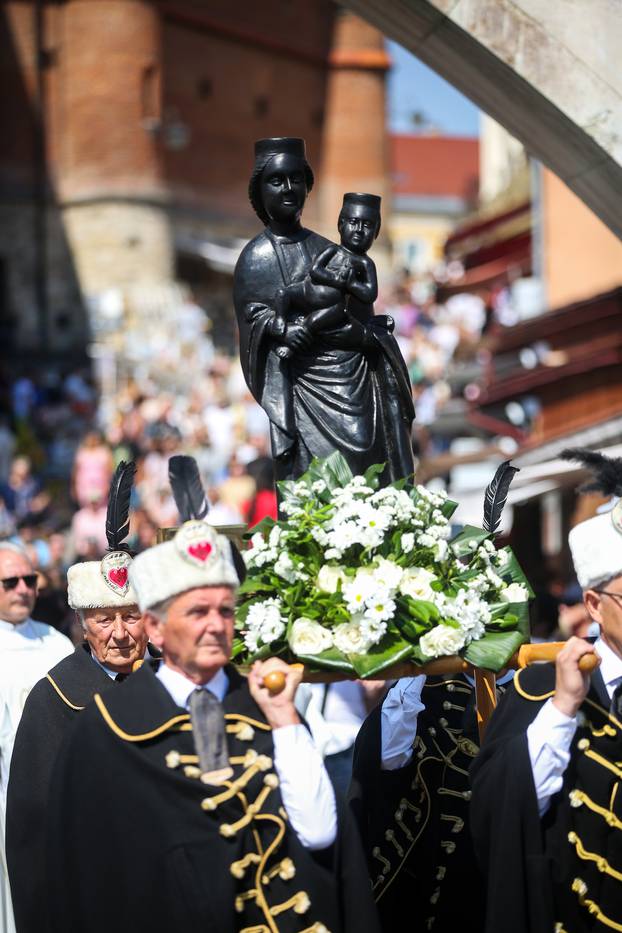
[254,137,306,161]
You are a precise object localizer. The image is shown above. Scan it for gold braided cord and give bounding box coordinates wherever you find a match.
[568,832,622,882]
[269,891,311,917]
[611,782,619,811]
[512,669,555,702]
[94,693,190,741]
[374,750,436,901]
[239,926,269,933]
[46,675,85,711]
[583,696,622,732]
[225,713,271,732]
[572,879,622,931]
[251,811,287,933]
[584,748,622,781]
[570,789,622,831]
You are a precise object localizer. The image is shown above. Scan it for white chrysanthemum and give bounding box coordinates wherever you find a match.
[289,618,333,655]
[419,624,466,659]
[434,539,449,561]
[268,525,282,548]
[363,595,396,623]
[250,532,267,550]
[360,615,388,645]
[317,564,347,593]
[333,620,372,654]
[244,628,260,651]
[371,557,404,592]
[499,582,529,603]
[495,549,511,567]
[447,589,490,641]
[401,532,415,553]
[312,479,327,494]
[342,573,379,613]
[274,551,297,583]
[327,521,360,554]
[417,533,436,549]
[400,567,437,602]
[245,598,285,648]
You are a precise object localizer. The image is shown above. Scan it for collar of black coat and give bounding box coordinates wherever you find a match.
[513,662,617,727]
[46,642,115,710]
[92,660,269,742]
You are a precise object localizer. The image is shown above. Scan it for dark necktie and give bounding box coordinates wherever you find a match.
[189,688,231,781]
[115,673,128,682]
[611,682,622,720]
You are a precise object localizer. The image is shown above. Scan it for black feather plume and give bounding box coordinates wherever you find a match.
[105,460,136,552]
[483,460,520,534]
[560,447,622,496]
[168,455,209,522]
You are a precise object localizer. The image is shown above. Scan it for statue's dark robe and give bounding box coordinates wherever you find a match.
[349,675,493,933]
[6,643,115,933]
[470,663,622,933]
[46,661,381,933]
[233,227,415,483]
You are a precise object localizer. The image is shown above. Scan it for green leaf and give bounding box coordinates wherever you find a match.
[363,462,386,490]
[440,497,459,519]
[242,516,276,539]
[450,525,490,558]
[236,577,277,597]
[294,647,357,674]
[347,632,414,677]
[462,629,527,672]
[500,548,535,598]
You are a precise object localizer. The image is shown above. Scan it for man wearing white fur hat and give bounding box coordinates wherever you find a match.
[6,462,150,933]
[45,512,380,933]
[471,448,622,933]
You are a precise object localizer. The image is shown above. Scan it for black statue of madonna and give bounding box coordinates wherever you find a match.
[233,137,415,484]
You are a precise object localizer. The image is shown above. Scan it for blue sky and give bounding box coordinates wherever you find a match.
[386,40,480,137]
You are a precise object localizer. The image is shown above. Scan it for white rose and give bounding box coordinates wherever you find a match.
[499,582,529,603]
[317,564,347,593]
[289,618,333,655]
[400,566,437,602]
[333,620,372,654]
[419,624,466,659]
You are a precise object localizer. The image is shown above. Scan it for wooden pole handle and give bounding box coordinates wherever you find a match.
[260,642,601,693]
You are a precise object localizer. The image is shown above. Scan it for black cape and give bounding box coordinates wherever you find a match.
[233,227,414,483]
[470,662,622,933]
[6,643,115,933]
[349,675,495,933]
[46,661,381,933]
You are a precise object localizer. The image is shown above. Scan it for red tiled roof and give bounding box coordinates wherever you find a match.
[391,134,479,200]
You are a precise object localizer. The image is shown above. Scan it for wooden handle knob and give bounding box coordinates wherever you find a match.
[578,653,600,672]
[263,670,287,694]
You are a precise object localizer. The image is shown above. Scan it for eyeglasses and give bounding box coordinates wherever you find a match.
[0,574,38,591]
[595,589,622,607]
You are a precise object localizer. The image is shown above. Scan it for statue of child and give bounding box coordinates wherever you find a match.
[273,192,381,359]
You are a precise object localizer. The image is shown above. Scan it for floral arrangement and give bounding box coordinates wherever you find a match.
[233,453,533,676]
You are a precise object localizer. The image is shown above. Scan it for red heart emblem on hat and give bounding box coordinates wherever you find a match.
[188,542,212,562]
[108,567,128,588]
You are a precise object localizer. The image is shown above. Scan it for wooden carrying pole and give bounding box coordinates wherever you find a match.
[262,642,600,741]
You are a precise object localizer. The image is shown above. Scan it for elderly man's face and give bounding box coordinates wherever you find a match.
[82,605,147,675]
[0,549,37,625]
[146,586,236,684]
[586,574,622,660]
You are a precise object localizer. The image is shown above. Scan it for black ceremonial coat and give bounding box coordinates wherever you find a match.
[46,661,381,933]
[349,675,494,933]
[470,663,622,933]
[6,642,115,933]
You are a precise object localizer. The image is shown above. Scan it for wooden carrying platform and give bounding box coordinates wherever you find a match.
[263,642,600,740]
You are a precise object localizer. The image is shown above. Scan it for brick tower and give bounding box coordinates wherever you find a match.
[318,10,391,264]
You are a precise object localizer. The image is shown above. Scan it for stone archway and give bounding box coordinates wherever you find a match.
[342,0,622,239]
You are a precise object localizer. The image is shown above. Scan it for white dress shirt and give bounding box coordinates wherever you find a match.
[155,663,337,850]
[527,635,622,816]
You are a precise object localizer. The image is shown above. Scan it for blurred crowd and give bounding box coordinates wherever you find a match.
[0,355,277,642]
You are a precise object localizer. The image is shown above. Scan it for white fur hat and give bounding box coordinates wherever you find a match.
[568,500,622,590]
[129,520,239,612]
[67,551,138,610]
